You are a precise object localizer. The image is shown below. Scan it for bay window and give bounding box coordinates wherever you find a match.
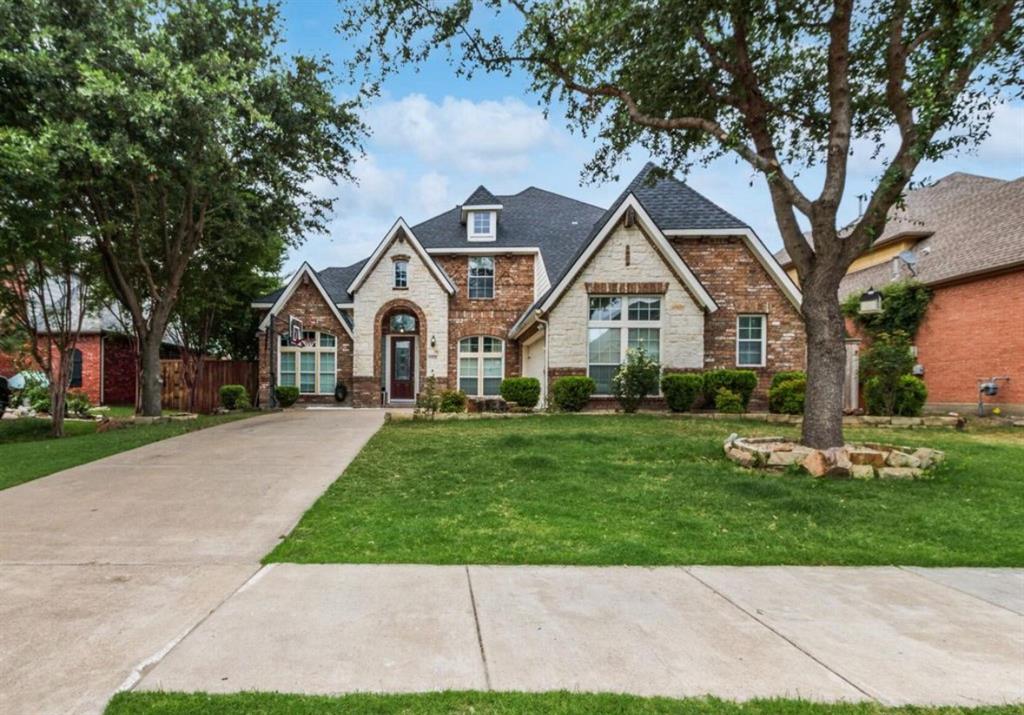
[587,295,662,395]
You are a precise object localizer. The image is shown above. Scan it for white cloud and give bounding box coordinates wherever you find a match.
[414,171,452,217]
[367,94,560,173]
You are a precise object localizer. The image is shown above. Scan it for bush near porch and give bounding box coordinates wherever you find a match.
[265,415,1024,567]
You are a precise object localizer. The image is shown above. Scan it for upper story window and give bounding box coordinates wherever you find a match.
[587,295,662,395]
[393,260,408,289]
[467,210,496,241]
[468,256,495,299]
[736,314,766,367]
[279,330,337,395]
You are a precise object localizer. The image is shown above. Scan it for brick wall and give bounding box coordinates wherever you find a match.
[672,236,805,408]
[913,269,1023,413]
[102,336,137,405]
[256,278,354,406]
[434,254,536,388]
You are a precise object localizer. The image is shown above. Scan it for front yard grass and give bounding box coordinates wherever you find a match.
[0,412,254,491]
[105,691,1023,714]
[266,415,1024,566]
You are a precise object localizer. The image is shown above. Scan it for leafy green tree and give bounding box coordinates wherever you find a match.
[0,0,362,415]
[859,331,916,416]
[341,0,1022,446]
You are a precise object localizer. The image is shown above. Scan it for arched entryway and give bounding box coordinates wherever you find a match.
[375,300,428,404]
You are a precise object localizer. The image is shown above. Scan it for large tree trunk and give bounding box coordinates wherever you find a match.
[49,384,66,438]
[800,269,848,449]
[139,332,164,417]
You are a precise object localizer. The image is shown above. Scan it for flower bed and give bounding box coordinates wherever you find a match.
[723,434,945,480]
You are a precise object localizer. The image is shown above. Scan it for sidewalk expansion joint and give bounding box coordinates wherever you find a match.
[896,566,1024,616]
[682,567,882,704]
[464,566,492,690]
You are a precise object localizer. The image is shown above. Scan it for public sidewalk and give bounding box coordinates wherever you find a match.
[136,563,1024,707]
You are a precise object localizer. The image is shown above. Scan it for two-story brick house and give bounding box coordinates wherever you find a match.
[253,164,805,408]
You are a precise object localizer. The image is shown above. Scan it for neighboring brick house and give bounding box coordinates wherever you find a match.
[775,172,1024,415]
[253,163,805,409]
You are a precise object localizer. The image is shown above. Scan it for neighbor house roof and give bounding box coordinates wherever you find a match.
[774,172,1024,297]
[783,172,1024,299]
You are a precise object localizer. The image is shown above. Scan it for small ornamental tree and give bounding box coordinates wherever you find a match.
[612,346,660,413]
[859,331,915,416]
[342,0,1022,448]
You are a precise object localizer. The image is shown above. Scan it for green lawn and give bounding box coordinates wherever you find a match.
[104,691,1022,714]
[0,412,254,491]
[265,415,1024,566]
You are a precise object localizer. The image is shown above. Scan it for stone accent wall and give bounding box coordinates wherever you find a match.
[671,235,805,407]
[351,232,450,404]
[255,278,353,406]
[546,222,705,371]
[434,253,536,389]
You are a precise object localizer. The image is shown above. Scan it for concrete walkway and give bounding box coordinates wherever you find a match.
[136,564,1024,707]
[0,409,387,715]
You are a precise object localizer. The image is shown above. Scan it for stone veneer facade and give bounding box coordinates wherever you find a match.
[256,217,805,409]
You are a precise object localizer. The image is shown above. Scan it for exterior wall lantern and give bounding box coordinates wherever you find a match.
[859,287,883,315]
[430,335,437,349]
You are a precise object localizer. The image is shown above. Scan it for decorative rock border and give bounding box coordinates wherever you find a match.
[723,434,945,480]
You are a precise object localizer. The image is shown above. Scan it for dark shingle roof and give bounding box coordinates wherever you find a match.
[414,188,606,285]
[630,163,749,230]
[255,259,367,306]
[462,185,501,207]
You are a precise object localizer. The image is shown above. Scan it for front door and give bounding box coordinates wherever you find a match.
[390,336,415,400]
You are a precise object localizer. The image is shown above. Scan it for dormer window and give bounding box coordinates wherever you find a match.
[460,185,502,242]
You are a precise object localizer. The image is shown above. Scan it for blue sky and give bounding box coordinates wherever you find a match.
[280,0,1024,272]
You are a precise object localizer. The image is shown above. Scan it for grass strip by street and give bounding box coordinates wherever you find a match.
[265,415,1024,567]
[105,691,1024,714]
[0,412,254,491]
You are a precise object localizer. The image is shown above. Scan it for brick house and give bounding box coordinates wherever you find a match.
[775,172,1024,416]
[253,164,805,409]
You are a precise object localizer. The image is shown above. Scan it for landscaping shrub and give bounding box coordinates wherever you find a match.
[703,369,758,409]
[865,374,928,417]
[714,387,744,413]
[65,390,93,418]
[24,377,50,413]
[768,376,806,414]
[612,347,660,413]
[219,384,250,410]
[860,331,916,416]
[274,385,299,407]
[770,370,806,390]
[499,377,541,408]
[661,373,703,412]
[415,375,441,418]
[551,376,595,412]
[439,389,468,413]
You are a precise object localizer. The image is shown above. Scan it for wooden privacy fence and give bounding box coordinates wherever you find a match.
[160,359,258,413]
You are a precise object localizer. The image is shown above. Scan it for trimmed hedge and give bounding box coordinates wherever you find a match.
[439,389,468,413]
[714,387,744,413]
[770,370,805,390]
[702,369,758,409]
[219,384,250,410]
[551,376,595,412]
[500,377,541,409]
[768,377,805,415]
[274,385,299,407]
[661,373,703,412]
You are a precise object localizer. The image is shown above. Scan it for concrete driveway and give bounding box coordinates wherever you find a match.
[0,409,386,715]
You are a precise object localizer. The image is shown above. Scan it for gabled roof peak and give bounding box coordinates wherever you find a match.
[462,185,501,207]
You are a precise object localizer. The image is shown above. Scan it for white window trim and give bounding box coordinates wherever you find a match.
[393,260,408,288]
[468,256,495,299]
[736,314,767,368]
[278,330,338,395]
[467,210,497,242]
[587,295,663,396]
[457,336,505,396]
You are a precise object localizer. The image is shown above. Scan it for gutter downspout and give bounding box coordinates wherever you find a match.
[535,310,550,409]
